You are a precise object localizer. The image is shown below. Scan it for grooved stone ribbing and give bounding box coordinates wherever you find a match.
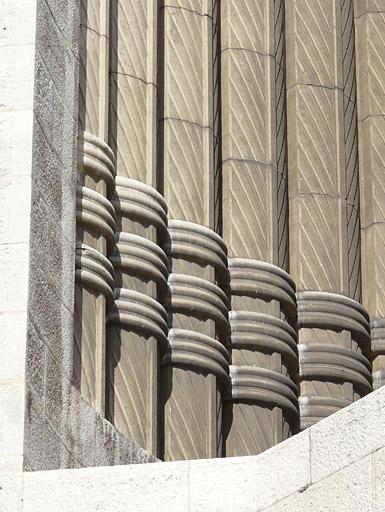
[220,1,297,457]
[70,0,383,463]
[106,1,162,455]
[160,1,215,227]
[354,2,385,389]
[75,0,112,414]
[221,0,289,267]
[285,0,370,429]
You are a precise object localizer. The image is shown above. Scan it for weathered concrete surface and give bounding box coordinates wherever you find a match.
[18,386,385,511]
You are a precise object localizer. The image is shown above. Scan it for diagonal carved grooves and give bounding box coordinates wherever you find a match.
[73,0,382,464]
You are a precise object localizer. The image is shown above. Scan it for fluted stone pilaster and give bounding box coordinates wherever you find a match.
[285,0,371,426]
[221,0,289,267]
[75,0,112,414]
[160,1,216,227]
[225,259,298,456]
[297,292,371,427]
[106,1,163,454]
[161,221,229,461]
[74,132,115,412]
[354,2,385,389]
[107,179,167,455]
[109,0,158,186]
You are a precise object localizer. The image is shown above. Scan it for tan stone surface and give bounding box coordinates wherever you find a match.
[285,0,371,428]
[67,0,385,463]
[355,2,385,389]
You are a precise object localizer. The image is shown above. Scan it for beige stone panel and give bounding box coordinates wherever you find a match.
[79,0,109,138]
[355,6,385,388]
[221,49,269,163]
[354,9,385,118]
[161,4,214,228]
[221,0,288,267]
[79,26,101,135]
[289,195,343,294]
[285,0,339,89]
[221,0,270,54]
[109,0,158,186]
[107,329,158,453]
[165,0,213,16]
[163,120,213,226]
[222,160,273,261]
[109,0,148,81]
[80,0,109,36]
[226,404,287,457]
[162,367,222,461]
[109,74,147,182]
[287,86,340,197]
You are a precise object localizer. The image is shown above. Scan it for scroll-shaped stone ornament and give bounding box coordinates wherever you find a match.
[107,178,168,455]
[74,131,116,411]
[297,292,372,429]
[225,259,299,456]
[161,220,230,461]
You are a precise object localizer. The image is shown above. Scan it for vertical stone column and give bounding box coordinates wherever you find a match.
[160,0,215,227]
[106,1,165,455]
[159,1,229,461]
[221,0,288,269]
[285,0,371,428]
[355,2,385,389]
[220,1,298,455]
[74,0,114,413]
[162,221,229,460]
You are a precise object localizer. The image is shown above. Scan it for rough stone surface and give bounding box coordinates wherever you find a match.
[10,386,385,511]
[24,0,156,471]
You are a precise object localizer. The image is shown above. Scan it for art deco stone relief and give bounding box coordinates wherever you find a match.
[73,0,382,461]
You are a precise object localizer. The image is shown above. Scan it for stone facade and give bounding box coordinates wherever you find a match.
[2,0,385,509]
